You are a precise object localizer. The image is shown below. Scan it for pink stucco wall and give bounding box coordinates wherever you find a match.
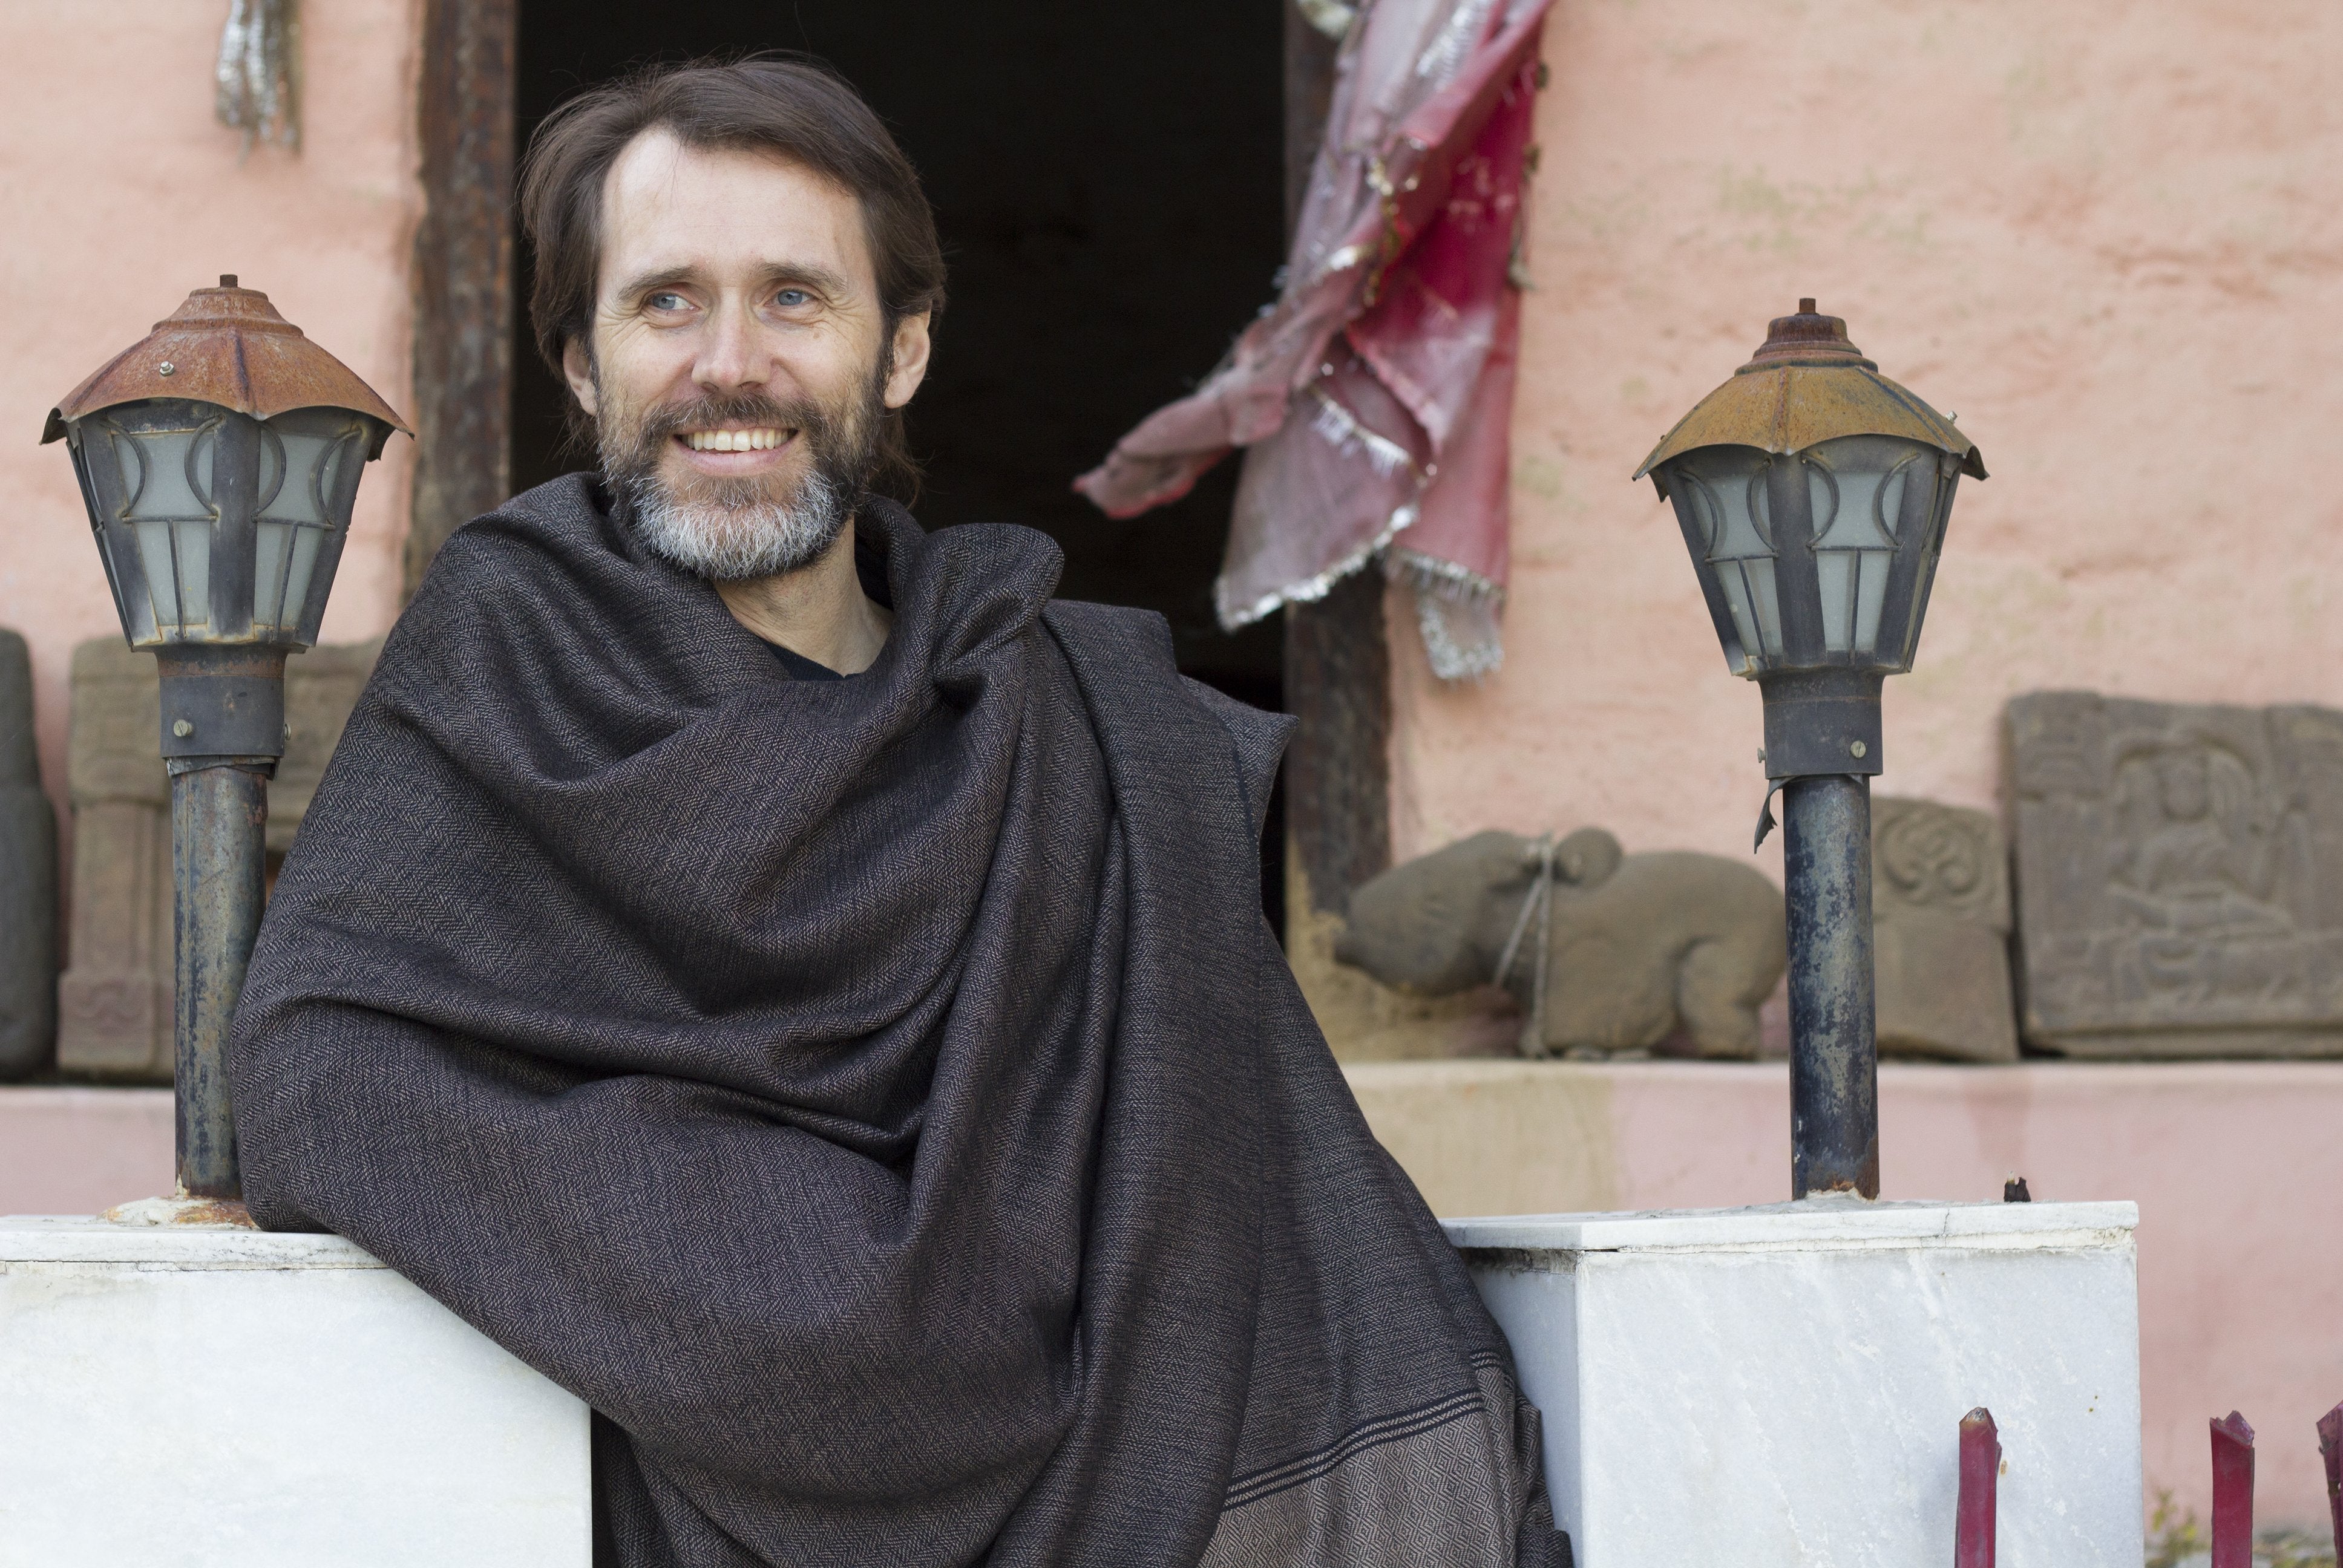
[1397,0,2343,873]
[0,1,422,881]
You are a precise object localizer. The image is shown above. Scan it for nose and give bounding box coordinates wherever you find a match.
[692,298,771,394]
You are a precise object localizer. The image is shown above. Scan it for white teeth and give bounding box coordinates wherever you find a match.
[685,428,786,452]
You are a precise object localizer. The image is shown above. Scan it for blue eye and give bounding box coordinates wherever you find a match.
[647,292,687,312]
[775,289,810,308]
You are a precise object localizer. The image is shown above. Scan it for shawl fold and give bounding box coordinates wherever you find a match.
[1075,0,1555,679]
[228,477,1562,1567]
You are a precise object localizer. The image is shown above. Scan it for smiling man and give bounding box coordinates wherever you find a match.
[226,57,1563,1568]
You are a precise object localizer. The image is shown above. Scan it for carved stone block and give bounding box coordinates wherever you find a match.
[0,629,59,1079]
[59,637,378,1080]
[272,639,380,857]
[2010,691,2343,1057]
[61,640,173,1080]
[1871,796,2017,1063]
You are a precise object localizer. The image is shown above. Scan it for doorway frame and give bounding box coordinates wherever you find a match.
[402,0,1392,914]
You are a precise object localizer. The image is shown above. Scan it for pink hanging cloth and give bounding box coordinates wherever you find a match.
[1075,0,1553,679]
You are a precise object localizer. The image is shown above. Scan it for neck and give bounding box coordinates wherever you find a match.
[712,519,892,674]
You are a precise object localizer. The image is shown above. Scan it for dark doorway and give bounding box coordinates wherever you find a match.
[511,2,1288,927]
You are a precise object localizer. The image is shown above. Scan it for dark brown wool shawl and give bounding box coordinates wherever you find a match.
[227,478,1563,1567]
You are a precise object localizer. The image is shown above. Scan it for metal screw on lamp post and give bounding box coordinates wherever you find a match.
[44,278,407,1201]
[1634,300,1985,1200]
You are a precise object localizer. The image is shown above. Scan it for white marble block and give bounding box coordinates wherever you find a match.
[1445,1200,2143,1567]
[0,1216,591,1566]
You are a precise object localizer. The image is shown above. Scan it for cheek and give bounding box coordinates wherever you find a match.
[781,331,885,407]
[595,324,698,414]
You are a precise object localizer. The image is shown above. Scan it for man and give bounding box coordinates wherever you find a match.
[229,57,1562,1568]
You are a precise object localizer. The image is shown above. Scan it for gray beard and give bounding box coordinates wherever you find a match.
[617,465,854,582]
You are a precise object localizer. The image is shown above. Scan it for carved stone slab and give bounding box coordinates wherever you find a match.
[59,639,171,1080]
[2010,691,2343,1057]
[59,638,378,1081]
[1872,796,2017,1062]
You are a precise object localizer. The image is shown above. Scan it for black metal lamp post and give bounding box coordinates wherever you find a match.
[44,278,406,1201]
[1634,301,1985,1200]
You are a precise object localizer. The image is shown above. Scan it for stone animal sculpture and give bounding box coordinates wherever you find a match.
[1335,828,1786,1059]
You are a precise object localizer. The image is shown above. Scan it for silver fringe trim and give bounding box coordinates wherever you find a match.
[1214,502,1418,631]
[1306,386,1421,480]
[217,0,301,154]
[1416,0,1499,83]
[1390,547,1506,680]
[1215,534,1507,684]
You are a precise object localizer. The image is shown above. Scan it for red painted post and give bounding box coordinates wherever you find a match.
[2318,1400,2342,1561]
[2210,1411,2255,1568]
[1956,1407,1999,1568]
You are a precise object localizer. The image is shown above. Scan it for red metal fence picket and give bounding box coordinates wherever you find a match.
[1955,1408,1999,1568]
[2209,1411,2255,1568]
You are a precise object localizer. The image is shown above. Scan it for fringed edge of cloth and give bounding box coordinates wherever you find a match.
[1210,534,1507,685]
[1390,547,1506,681]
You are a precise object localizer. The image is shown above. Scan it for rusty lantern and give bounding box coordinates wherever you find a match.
[1635,301,1985,1202]
[44,278,407,1201]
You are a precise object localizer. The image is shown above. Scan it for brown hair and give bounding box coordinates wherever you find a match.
[518,55,946,500]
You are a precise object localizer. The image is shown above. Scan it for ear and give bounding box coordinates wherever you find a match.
[1556,827,1625,887]
[562,337,598,420]
[883,310,932,410]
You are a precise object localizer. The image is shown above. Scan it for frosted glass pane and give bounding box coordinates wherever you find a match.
[118,428,214,521]
[1816,549,1853,652]
[263,431,339,525]
[105,432,142,515]
[255,430,286,515]
[173,521,210,628]
[1853,549,1893,652]
[1676,452,1775,560]
[1812,464,1899,550]
[1717,565,1761,664]
[1876,465,1907,540]
[1740,558,1784,657]
[280,527,324,629]
[254,521,293,628]
[1715,471,1771,560]
[134,521,180,627]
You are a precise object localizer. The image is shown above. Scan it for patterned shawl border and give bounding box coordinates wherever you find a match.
[1221,1387,1486,1513]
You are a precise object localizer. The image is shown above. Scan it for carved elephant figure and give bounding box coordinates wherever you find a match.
[1334,828,1787,1059]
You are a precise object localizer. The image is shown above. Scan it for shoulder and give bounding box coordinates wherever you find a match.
[1042,599,1294,834]
[419,474,626,596]
[376,474,684,710]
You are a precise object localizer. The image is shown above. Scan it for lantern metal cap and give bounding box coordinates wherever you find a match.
[40,276,410,449]
[1633,299,1985,495]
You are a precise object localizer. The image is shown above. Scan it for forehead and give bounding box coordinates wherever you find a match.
[595,128,874,297]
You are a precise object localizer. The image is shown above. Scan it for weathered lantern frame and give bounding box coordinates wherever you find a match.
[43,278,405,1201]
[1636,301,1985,1200]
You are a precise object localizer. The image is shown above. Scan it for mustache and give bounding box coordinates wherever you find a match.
[631,390,836,448]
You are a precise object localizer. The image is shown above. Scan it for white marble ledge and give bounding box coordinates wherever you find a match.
[0,1214,383,1269]
[1443,1197,2139,1255]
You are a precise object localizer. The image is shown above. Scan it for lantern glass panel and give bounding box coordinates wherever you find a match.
[253,413,359,633]
[1672,446,1783,664]
[1803,435,1936,658]
[106,420,221,635]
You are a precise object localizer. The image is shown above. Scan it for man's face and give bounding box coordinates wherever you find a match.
[565,129,931,579]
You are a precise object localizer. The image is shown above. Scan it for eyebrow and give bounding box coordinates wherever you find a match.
[609,261,858,305]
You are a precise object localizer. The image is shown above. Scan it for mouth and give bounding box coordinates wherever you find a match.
[671,424,799,472]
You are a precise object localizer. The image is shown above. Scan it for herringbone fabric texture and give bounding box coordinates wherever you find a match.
[227,479,1561,1567]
